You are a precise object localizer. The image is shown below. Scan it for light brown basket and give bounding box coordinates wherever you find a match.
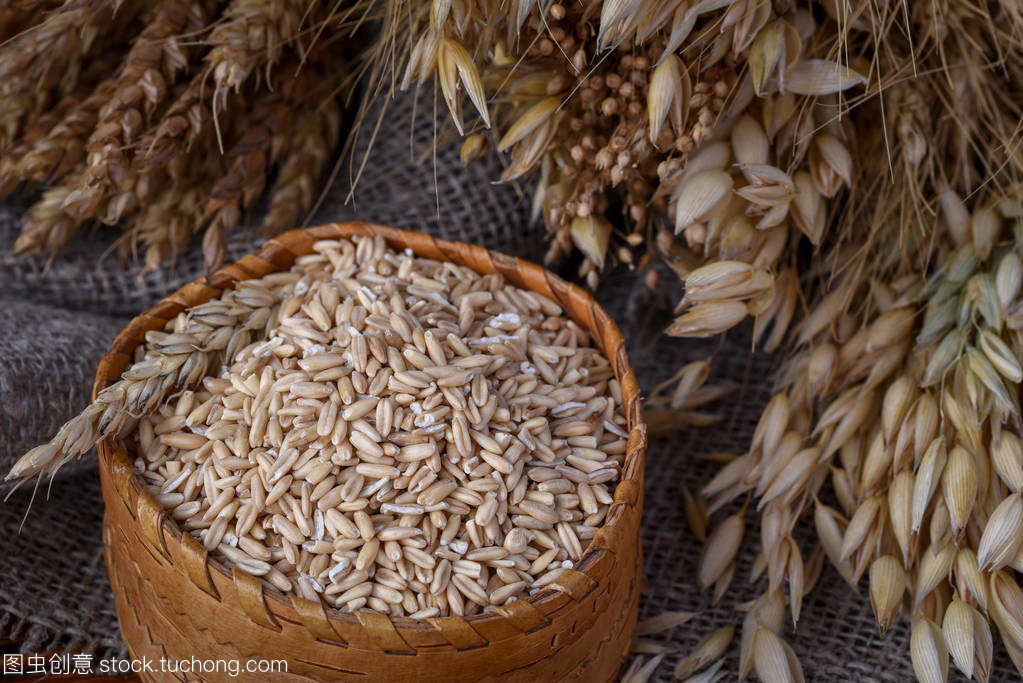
[95,223,647,682]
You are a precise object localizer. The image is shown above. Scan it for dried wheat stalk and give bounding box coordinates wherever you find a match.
[76,0,221,222]
[200,87,297,270]
[0,0,349,272]
[260,98,341,236]
[205,0,313,99]
[0,0,143,98]
[7,276,280,481]
[13,81,115,186]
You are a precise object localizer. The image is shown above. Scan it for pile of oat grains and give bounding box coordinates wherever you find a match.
[132,235,627,617]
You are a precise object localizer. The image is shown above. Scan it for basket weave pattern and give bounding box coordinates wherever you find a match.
[95,223,647,682]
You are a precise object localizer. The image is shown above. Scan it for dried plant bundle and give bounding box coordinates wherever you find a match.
[357,0,1023,680]
[0,0,351,272]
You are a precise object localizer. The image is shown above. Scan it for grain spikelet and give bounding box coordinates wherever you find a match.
[633,611,697,636]
[866,307,915,352]
[809,134,852,196]
[437,37,490,135]
[674,170,733,233]
[912,437,947,532]
[993,433,1023,492]
[868,555,906,633]
[498,97,561,152]
[133,177,212,276]
[621,654,664,683]
[914,543,955,610]
[989,571,1023,656]
[711,561,735,606]
[698,513,744,589]
[703,453,753,498]
[570,215,612,269]
[759,447,821,509]
[459,133,487,163]
[996,252,1022,308]
[784,59,865,96]
[667,302,748,338]
[954,549,988,613]
[978,330,1022,383]
[205,0,310,95]
[682,485,708,541]
[970,206,1001,260]
[142,74,213,182]
[647,55,689,145]
[12,168,84,257]
[942,446,978,532]
[738,591,785,678]
[887,471,914,563]
[0,96,76,195]
[977,493,1023,571]
[942,598,979,680]
[15,80,115,185]
[911,618,949,683]
[840,494,882,561]
[673,626,734,679]
[676,658,725,683]
[731,115,768,165]
[752,624,803,683]
[631,638,677,655]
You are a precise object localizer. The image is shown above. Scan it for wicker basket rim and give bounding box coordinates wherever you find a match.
[95,221,646,632]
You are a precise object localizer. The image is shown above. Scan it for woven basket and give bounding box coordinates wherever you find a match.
[95,222,647,682]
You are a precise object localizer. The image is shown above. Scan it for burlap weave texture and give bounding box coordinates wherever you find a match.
[0,93,1016,680]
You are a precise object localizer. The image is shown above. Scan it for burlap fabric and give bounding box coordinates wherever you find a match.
[0,93,1016,680]
[0,300,129,478]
